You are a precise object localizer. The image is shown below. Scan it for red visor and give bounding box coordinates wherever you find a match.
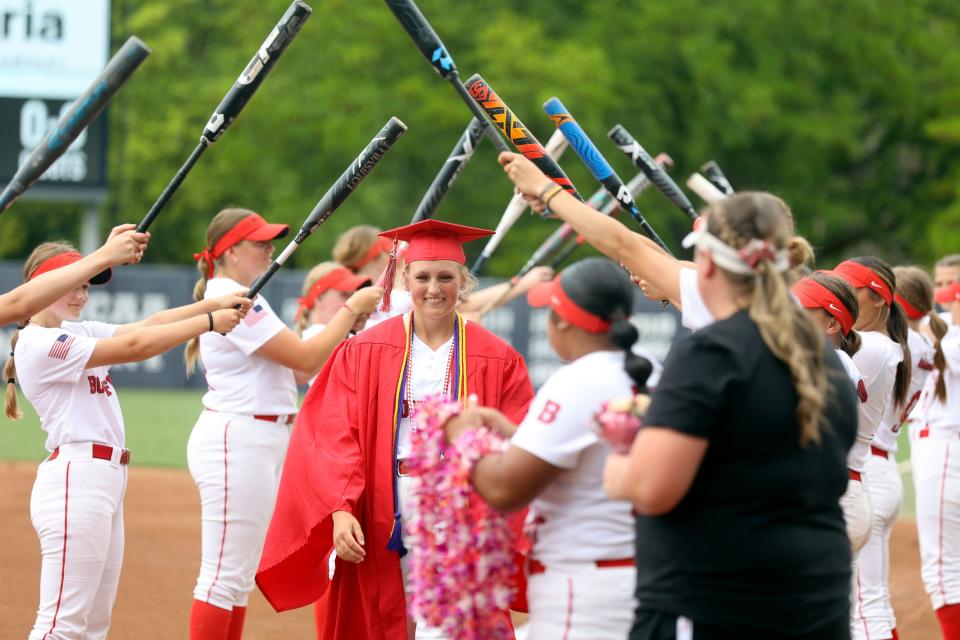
[349,237,392,270]
[935,281,960,305]
[792,277,855,335]
[833,260,893,305]
[379,220,494,265]
[527,276,612,333]
[29,251,111,285]
[296,267,371,321]
[894,294,925,320]
[194,213,289,278]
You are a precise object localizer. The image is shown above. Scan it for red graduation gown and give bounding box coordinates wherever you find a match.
[256,315,533,639]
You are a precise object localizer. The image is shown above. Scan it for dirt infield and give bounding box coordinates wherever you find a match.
[0,460,939,638]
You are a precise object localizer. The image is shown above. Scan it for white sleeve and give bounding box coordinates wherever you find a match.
[63,320,118,339]
[223,296,287,356]
[678,267,714,330]
[510,369,597,470]
[19,330,98,386]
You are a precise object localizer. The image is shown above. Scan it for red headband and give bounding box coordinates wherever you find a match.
[295,268,370,321]
[29,251,111,285]
[833,260,893,305]
[935,281,960,305]
[349,237,392,271]
[792,277,855,335]
[894,294,925,320]
[193,213,288,278]
[527,277,612,333]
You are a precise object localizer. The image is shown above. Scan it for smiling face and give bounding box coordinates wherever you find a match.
[223,239,274,286]
[404,260,463,320]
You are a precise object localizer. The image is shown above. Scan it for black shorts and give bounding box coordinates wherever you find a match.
[630,609,850,640]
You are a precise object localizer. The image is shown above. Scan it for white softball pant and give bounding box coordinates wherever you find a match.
[912,429,960,611]
[28,444,128,640]
[852,451,902,639]
[187,411,290,611]
[526,562,636,639]
[841,476,873,555]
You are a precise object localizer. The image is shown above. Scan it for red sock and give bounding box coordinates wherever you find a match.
[226,606,246,640]
[890,628,899,640]
[937,603,960,640]
[190,599,232,640]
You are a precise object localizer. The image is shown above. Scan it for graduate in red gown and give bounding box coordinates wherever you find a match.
[256,220,534,639]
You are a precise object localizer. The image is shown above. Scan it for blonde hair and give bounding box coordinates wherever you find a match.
[895,265,949,403]
[935,254,960,269]
[5,241,79,420]
[705,192,828,446]
[184,208,254,375]
[295,261,344,335]
[332,225,383,272]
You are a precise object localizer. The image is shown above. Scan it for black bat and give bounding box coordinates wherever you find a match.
[247,117,407,299]
[383,0,510,153]
[410,117,485,223]
[608,124,698,221]
[543,97,671,255]
[137,1,311,232]
[701,160,735,195]
[0,37,151,214]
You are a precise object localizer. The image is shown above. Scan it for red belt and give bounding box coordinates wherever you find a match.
[397,459,413,477]
[528,557,634,575]
[919,427,930,439]
[205,408,296,425]
[871,445,889,459]
[849,469,862,481]
[50,443,130,465]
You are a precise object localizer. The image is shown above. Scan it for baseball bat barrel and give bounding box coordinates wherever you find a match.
[608,124,698,221]
[543,97,672,256]
[382,0,510,153]
[700,160,735,195]
[0,36,151,214]
[465,75,584,203]
[686,173,727,204]
[246,117,407,299]
[471,128,569,275]
[411,117,485,223]
[137,2,311,232]
[202,1,312,144]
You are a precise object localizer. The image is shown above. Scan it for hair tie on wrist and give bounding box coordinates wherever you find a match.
[207,312,214,333]
[342,301,357,315]
[7,378,14,385]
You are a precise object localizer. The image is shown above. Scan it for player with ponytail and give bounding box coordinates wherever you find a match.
[442,257,651,639]
[910,270,960,638]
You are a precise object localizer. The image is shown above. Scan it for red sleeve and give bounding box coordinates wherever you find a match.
[499,349,534,425]
[256,340,365,612]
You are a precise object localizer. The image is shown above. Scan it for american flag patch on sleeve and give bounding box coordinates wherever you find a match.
[243,303,268,327]
[48,334,75,360]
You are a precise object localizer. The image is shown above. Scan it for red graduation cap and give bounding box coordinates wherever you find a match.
[378,220,494,266]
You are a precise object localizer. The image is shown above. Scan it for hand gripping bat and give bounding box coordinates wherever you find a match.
[136,1,312,232]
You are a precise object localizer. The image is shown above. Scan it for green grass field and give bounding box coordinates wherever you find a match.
[0,389,206,468]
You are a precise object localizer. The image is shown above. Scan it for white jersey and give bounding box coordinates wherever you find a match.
[15,321,124,451]
[849,331,903,471]
[678,267,714,331]
[511,350,636,564]
[836,349,864,390]
[397,322,453,459]
[914,325,960,434]
[364,289,413,331]
[301,323,326,387]
[199,277,297,415]
[873,329,935,452]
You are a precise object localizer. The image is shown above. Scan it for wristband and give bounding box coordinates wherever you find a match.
[342,301,357,315]
[207,312,214,333]
[539,183,564,218]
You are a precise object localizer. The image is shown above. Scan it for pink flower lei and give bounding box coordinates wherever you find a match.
[405,394,515,640]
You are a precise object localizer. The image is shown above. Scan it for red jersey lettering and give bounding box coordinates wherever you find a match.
[537,400,561,424]
[857,380,868,404]
[87,375,113,397]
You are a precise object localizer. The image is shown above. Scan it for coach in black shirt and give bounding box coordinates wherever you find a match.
[604,193,858,640]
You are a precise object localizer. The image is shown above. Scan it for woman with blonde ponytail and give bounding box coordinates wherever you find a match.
[184,208,381,639]
[11,241,247,640]
[910,273,960,638]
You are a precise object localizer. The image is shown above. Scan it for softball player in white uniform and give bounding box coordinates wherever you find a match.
[911,278,960,638]
[5,242,245,640]
[185,209,381,639]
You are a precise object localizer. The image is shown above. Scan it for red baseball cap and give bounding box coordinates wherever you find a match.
[379,220,494,265]
[29,252,111,285]
[527,275,612,333]
[195,212,289,278]
[296,266,371,321]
